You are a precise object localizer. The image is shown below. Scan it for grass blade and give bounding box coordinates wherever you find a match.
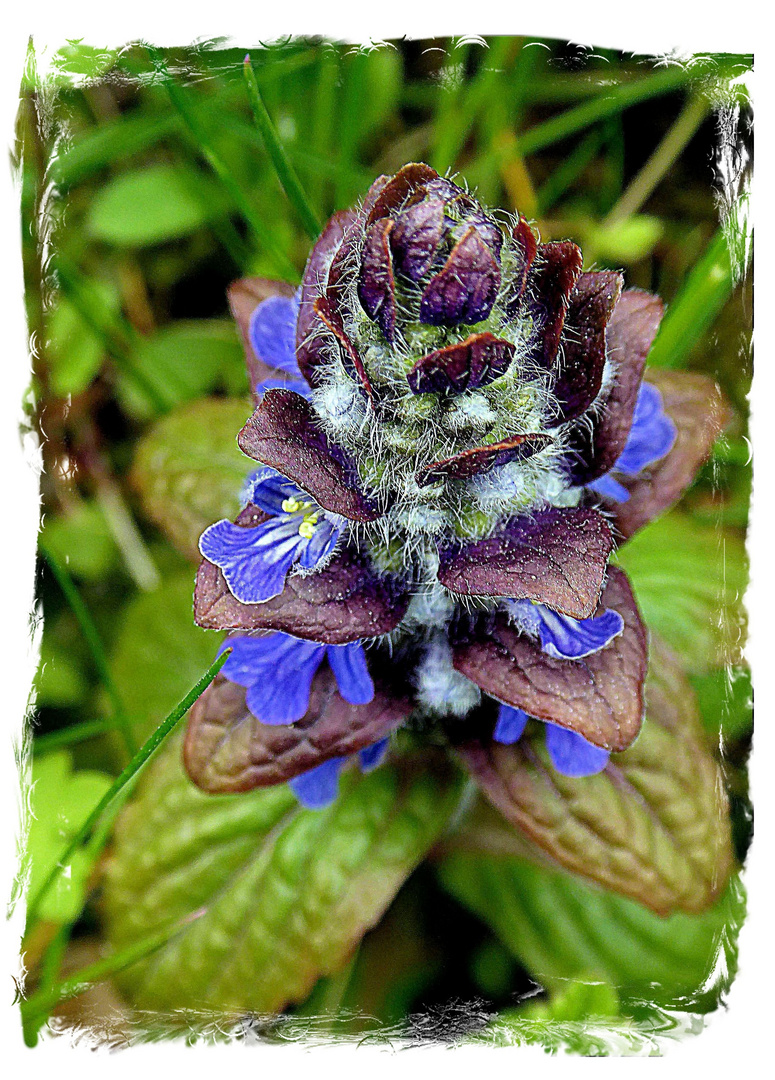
[147,46,298,281]
[647,229,746,370]
[21,909,206,1041]
[243,56,321,239]
[518,66,692,156]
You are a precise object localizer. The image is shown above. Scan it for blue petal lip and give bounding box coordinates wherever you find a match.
[249,294,302,377]
[506,599,623,660]
[493,704,529,745]
[221,634,326,724]
[326,642,375,705]
[359,737,390,772]
[289,757,344,809]
[199,516,305,604]
[587,473,631,503]
[255,376,313,401]
[544,723,610,777]
[535,606,625,660]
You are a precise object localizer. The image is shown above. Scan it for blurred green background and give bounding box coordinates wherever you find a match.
[17,36,751,1049]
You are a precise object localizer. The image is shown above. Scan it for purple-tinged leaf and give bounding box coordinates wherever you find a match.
[227,277,297,393]
[238,389,381,521]
[365,162,440,225]
[457,636,732,915]
[183,668,411,793]
[420,226,501,326]
[313,296,376,405]
[438,506,614,618]
[566,289,664,485]
[502,215,538,317]
[296,209,357,386]
[526,241,583,369]
[390,196,445,281]
[356,218,397,342]
[613,370,731,539]
[195,544,409,644]
[417,433,551,487]
[452,567,647,751]
[407,332,515,395]
[549,271,623,426]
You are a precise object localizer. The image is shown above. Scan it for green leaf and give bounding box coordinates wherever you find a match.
[578,214,664,264]
[103,740,462,1014]
[131,397,255,560]
[25,752,113,924]
[87,163,229,247]
[46,283,120,396]
[647,229,747,370]
[40,500,119,580]
[691,665,752,740]
[458,637,734,914]
[614,511,747,673]
[438,851,744,1007]
[108,572,221,744]
[117,320,248,418]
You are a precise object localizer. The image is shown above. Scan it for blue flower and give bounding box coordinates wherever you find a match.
[199,467,345,604]
[494,704,609,778]
[589,382,677,502]
[493,594,623,776]
[220,631,384,810]
[289,738,390,810]
[220,631,374,724]
[506,598,624,660]
[250,293,312,400]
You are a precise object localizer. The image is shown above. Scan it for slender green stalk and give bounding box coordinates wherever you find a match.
[517,66,693,157]
[25,650,230,931]
[21,911,206,1035]
[243,56,321,239]
[34,718,116,754]
[646,229,743,370]
[605,93,708,225]
[39,538,135,759]
[147,47,298,281]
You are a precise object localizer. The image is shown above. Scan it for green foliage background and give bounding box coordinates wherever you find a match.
[17,36,751,1051]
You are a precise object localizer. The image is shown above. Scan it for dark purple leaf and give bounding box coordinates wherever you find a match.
[526,241,583,369]
[549,271,623,426]
[407,332,515,395]
[614,370,731,539]
[390,197,445,281]
[195,544,409,643]
[227,277,296,393]
[184,668,411,794]
[238,389,381,521]
[314,296,376,405]
[416,433,551,487]
[296,210,357,386]
[357,218,397,342]
[566,290,664,484]
[420,226,501,326]
[453,566,647,751]
[502,215,538,317]
[438,506,614,617]
[365,162,440,225]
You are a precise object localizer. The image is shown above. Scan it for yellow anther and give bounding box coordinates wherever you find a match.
[281,497,302,514]
[298,520,316,539]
